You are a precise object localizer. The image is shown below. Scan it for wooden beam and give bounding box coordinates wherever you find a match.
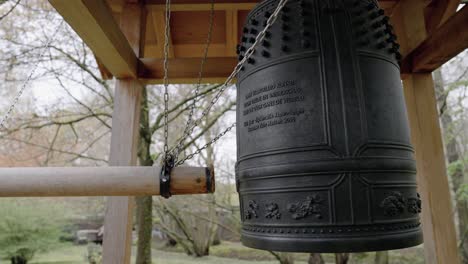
[398,0,428,54]
[403,5,468,73]
[139,57,237,83]
[403,74,460,264]
[424,0,460,33]
[102,3,144,264]
[145,43,228,58]
[49,0,138,78]
[146,0,259,4]
[95,56,114,80]
[0,166,214,197]
[378,0,399,11]
[146,0,399,5]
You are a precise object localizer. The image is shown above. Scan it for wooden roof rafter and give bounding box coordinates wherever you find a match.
[49,0,466,84]
[402,5,468,73]
[50,0,139,78]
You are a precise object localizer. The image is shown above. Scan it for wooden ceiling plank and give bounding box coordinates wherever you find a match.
[148,3,256,11]
[405,5,468,73]
[146,0,258,4]
[49,0,138,78]
[151,11,175,58]
[225,10,238,56]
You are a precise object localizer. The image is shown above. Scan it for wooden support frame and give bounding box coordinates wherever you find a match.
[396,1,461,263]
[48,0,138,78]
[403,74,460,264]
[102,2,144,264]
[0,166,214,197]
[102,79,142,264]
[402,5,468,73]
[37,1,464,262]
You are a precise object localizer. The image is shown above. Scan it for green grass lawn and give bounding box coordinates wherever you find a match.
[6,242,286,264]
[0,242,424,264]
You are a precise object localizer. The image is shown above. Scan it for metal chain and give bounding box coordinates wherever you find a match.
[176,122,236,166]
[173,0,289,165]
[172,0,215,162]
[162,0,172,162]
[0,20,65,130]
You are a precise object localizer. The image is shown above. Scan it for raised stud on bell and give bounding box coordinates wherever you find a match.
[372,22,382,29]
[374,31,384,38]
[376,41,386,49]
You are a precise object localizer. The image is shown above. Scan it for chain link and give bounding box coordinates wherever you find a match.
[172,0,215,163]
[0,20,64,131]
[162,0,172,162]
[175,122,236,166]
[171,0,289,165]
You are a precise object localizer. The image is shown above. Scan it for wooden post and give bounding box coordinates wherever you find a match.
[403,74,460,264]
[102,80,142,264]
[102,2,144,264]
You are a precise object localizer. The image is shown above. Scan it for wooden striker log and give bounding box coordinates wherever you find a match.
[0,166,215,197]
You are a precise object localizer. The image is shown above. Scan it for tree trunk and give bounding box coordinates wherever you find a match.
[270,252,295,264]
[308,253,325,264]
[11,256,28,264]
[434,69,468,263]
[374,251,389,264]
[136,86,154,264]
[335,253,349,264]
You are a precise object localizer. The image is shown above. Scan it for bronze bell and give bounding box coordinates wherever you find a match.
[235,0,423,252]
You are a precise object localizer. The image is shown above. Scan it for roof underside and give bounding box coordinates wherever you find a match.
[48,0,466,84]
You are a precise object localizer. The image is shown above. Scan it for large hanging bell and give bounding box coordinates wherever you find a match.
[235,0,423,252]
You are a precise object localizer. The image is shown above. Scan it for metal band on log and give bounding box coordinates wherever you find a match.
[0,166,215,197]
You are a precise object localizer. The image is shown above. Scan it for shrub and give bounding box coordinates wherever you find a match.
[0,199,65,264]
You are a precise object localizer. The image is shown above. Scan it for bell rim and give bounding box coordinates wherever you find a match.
[241,228,423,253]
